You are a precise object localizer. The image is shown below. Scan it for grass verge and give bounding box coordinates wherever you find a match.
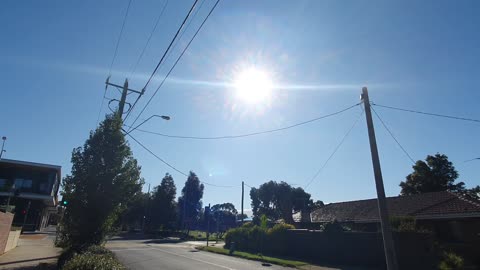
[196,246,308,268]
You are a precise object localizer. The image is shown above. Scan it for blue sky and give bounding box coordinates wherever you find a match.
[1,0,479,213]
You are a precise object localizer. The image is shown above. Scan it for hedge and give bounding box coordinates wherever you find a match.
[224,223,294,256]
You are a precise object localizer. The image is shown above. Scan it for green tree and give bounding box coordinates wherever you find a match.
[250,181,314,224]
[400,153,465,196]
[120,192,149,231]
[211,203,238,231]
[57,114,143,248]
[149,173,177,230]
[178,171,204,231]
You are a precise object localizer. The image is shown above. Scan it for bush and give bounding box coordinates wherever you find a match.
[321,220,344,233]
[224,223,295,255]
[59,245,124,270]
[439,251,464,270]
[63,253,125,270]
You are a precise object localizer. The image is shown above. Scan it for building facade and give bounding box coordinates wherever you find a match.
[0,159,61,231]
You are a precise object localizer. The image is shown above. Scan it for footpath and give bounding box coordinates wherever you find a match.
[0,226,60,270]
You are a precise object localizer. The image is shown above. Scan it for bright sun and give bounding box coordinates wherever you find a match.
[233,67,274,104]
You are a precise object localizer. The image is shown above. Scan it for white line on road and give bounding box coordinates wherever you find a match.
[151,247,236,270]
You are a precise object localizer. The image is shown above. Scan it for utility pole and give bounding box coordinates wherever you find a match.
[206,203,210,247]
[241,181,244,224]
[105,77,144,119]
[361,87,398,270]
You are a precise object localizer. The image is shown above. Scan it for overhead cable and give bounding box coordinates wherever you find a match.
[371,106,416,164]
[126,132,233,188]
[129,102,361,139]
[372,103,480,123]
[304,109,364,189]
[127,0,221,132]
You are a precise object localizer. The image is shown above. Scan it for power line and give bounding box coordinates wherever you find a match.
[124,0,206,123]
[126,132,233,188]
[304,109,364,189]
[127,0,221,132]
[97,0,132,126]
[128,102,361,139]
[371,106,416,164]
[123,0,170,124]
[129,0,170,79]
[243,182,254,189]
[108,0,132,77]
[372,103,480,124]
[140,0,199,94]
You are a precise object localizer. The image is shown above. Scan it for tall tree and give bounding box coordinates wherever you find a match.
[400,153,465,196]
[211,203,238,231]
[178,171,204,230]
[149,173,177,230]
[250,181,314,224]
[58,114,143,247]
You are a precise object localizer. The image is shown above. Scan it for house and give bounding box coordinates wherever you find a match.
[0,159,61,231]
[308,191,480,242]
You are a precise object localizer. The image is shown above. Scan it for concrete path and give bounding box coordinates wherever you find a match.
[0,226,60,270]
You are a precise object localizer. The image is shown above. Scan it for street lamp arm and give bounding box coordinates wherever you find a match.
[125,114,170,135]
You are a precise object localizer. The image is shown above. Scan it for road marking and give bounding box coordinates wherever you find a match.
[151,247,236,270]
[110,248,151,252]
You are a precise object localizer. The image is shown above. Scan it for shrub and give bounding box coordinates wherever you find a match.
[63,253,125,270]
[59,245,124,270]
[439,251,464,270]
[390,216,416,232]
[225,223,295,255]
[321,220,344,233]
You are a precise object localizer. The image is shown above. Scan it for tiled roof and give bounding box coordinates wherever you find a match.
[310,191,480,223]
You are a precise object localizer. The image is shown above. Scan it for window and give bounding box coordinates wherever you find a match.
[0,179,6,188]
[14,179,23,189]
[22,179,33,189]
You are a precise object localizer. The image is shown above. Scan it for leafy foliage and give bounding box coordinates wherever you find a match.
[400,153,465,195]
[119,192,149,231]
[62,245,125,270]
[438,251,464,270]
[209,203,238,232]
[177,171,204,230]
[250,181,316,224]
[224,223,295,256]
[321,220,345,233]
[57,114,143,248]
[149,173,177,231]
[390,216,417,232]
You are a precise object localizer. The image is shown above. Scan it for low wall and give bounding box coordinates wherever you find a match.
[0,212,14,255]
[4,230,20,253]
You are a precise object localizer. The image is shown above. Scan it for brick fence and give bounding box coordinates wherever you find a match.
[0,212,14,255]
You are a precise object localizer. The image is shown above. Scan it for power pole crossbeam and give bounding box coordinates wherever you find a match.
[361,87,398,270]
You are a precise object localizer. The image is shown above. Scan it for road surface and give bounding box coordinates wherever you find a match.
[109,239,297,270]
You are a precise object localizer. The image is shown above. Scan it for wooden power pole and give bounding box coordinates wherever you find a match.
[361,87,398,270]
[105,77,144,119]
[241,181,244,224]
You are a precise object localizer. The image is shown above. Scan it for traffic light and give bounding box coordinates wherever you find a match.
[21,209,26,215]
[60,199,68,206]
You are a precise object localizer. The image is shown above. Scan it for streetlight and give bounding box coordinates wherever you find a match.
[125,115,170,135]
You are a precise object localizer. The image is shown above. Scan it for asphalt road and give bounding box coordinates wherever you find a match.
[109,240,295,270]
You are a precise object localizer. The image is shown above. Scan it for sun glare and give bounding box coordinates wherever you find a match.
[233,67,274,104]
